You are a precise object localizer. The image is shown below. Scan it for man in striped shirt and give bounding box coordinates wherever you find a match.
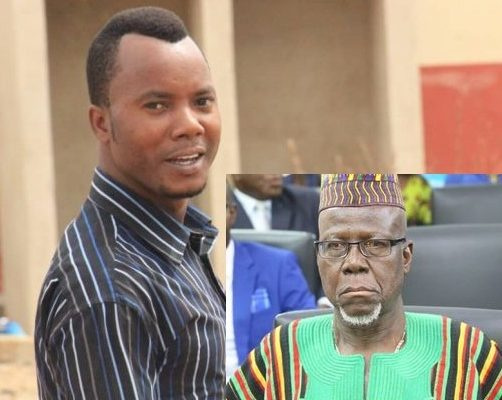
[35,7,225,399]
[226,174,502,399]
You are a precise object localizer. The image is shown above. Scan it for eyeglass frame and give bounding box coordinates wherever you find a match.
[314,238,407,259]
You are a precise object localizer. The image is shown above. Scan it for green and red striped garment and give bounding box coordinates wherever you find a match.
[226,313,502,400]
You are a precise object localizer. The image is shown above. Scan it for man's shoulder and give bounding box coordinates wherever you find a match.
[441,314,499,347]
[235,240,296,261]
[406,311,502,354]
[40,202,130,319]
[406,311,489,334]
[254,314,331,361]
[50,201,118,275]
[282,184,320,203]
[278,185,320,234]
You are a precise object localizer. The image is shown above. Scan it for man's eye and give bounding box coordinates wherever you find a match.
[326,241,344,250]
[365,240,387,249]
[145,102,166,111]
[195,97,214,108]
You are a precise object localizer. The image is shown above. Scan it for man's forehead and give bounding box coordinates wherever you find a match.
[319,206,405,235]
[109,33,211,100]
[114,34,205,70]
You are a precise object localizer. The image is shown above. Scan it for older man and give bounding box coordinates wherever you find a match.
[226,174,502,399]
[35,7,224,399]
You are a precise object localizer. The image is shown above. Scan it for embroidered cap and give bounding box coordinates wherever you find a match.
[319,174,404,212]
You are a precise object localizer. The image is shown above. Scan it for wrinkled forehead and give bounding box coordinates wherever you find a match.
[318,205,406,240]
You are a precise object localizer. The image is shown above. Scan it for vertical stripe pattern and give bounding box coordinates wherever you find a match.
[35,168,225,399]
[226,315,502,400]
[226,320,307,400]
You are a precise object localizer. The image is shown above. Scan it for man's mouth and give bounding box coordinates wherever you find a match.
[340,286,379,296]
[167,153,203,166]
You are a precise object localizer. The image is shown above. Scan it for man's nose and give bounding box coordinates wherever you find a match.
[340,244,370,275]
[170,106,204,139]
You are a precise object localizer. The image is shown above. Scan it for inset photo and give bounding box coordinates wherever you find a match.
[226,173,502,399]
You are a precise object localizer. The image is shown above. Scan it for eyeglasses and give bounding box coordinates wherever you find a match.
[314,238,406,259]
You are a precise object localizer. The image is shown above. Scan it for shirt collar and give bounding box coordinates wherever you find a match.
[88,168,218,264]
[233,188,272,213]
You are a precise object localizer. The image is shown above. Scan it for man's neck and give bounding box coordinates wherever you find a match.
[333,302,406,356]
[160,199,189,222]
[97,164,190,222]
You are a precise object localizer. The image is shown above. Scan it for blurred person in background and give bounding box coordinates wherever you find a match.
[282,174,321,187]
[230,174,326,302]
[231,174,319,236]
[399,174,432,226]
[226,182,315,380]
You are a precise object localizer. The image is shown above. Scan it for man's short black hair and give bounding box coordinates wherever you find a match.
[86,7,188,106]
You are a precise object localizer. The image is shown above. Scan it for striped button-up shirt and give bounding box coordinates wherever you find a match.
[35,168,226,399]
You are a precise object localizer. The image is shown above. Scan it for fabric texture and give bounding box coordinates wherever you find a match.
[226,313,502,400]
[35,168,226,399]
[319,173,404,212]
[232,241,316,365]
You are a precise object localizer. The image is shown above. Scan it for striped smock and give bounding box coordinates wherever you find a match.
[226,313,502,399]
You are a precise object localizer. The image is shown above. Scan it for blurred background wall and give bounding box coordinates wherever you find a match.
[2,0,502,334]
[416,0,502,171]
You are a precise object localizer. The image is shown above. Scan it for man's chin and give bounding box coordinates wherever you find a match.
[337,303,382,327]
[160,182,206,200]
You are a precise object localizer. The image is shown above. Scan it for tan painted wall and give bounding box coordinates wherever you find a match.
[372,0,424,172]
[234,0,386,172]
[416,0,502,65]
[235,0,502,173]
[0,0,58,333]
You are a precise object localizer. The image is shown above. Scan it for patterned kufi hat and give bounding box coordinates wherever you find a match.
[319,174,404,212]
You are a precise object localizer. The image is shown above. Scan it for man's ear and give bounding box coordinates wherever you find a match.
[89,105,113,144]
[228,204,237,228]
[402,240,413,274]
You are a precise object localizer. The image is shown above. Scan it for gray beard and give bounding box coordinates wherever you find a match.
[338,303,382,327]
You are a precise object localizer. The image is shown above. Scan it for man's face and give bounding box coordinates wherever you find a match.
[95,34,220,206]
[318,206,412,325]
[233,174,283,200]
